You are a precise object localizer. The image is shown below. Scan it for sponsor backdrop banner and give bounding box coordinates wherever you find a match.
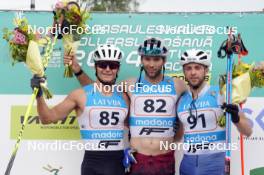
[11,106,79,140]
[0,11,263,175]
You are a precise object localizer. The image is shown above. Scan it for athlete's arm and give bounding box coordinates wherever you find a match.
[174,95,185,141]
[174,121,184,142]
[173,77,188,97]
[234,112,252,137]
[36,89,84,124]
[64,54,94,86]
[123,92,130,129]
[220,97,252,137]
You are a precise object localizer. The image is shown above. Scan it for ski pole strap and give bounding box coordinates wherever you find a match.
[217,34,248,59]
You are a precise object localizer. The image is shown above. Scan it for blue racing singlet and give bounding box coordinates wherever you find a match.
[130,76,178,138]
[78,84,128,151]
[177,84,225,155]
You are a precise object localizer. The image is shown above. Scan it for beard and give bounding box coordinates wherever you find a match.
[143,67,162,79]
[188,77,205,90]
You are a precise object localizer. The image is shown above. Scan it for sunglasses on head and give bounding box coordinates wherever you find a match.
[96,62,120,70]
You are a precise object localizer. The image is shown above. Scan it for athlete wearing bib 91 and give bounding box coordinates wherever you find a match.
[32,44,130,175]
[176,49,252,175]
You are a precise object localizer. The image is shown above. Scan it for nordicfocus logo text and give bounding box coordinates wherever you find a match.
[27,141,120,151]
[160,141,238,152]
[94,82,172,94]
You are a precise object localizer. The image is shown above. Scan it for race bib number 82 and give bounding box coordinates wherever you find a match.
[133,96,175,116]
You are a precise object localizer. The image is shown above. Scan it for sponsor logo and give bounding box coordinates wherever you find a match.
[43,164,62,175]
[11,106,80,140]
[250,167,264,175]
[98,140,121,148]
[139,127,169,135]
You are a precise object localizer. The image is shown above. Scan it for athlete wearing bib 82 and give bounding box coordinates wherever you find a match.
[32,44,129,175]
[126,38,186,175]
[176,49,252,175]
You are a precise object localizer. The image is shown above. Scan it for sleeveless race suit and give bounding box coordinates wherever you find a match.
[78,84,128,175]
[177,84,225,175]
[129,76,178,175]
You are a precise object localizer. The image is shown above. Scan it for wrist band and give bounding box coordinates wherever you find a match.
[74,69,83,77]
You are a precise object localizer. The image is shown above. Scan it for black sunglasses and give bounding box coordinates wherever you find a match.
[96,62,120,70]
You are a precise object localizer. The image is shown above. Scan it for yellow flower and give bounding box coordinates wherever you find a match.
[69,5,80,15]
[62,0,68,6]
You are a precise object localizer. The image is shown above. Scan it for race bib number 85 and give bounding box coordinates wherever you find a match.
[89,108,126,129]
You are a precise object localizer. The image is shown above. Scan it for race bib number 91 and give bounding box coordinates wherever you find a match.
[181,109,217,133]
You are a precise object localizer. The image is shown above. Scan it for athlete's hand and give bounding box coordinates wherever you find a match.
[63,54,81,73]
[123,148,137,173]
[173,119,180,133]
[30,75,46,98]
[221,103,240,123]
[253,61,264,74]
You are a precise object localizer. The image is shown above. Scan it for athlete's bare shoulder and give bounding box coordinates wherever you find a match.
[68,88,86,110]
[122,77,137,86]
[119,77,137,97]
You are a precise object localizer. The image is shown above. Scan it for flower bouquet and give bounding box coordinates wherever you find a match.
[52,0,90,77]
[3,16,56,99]
[218,61,264,127]
[219,61,264,104]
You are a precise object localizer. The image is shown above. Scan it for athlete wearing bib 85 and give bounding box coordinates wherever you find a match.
[176,49,252,175]
[78,84,127,151]
[33,44,129,175]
